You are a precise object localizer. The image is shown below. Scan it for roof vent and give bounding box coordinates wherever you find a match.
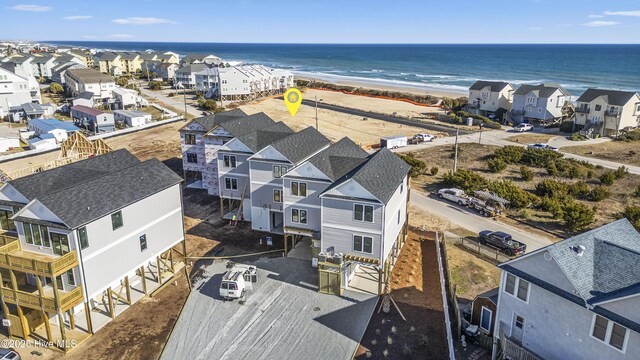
[571,245,586,256]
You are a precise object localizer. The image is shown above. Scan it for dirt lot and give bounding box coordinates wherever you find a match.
[240,90,449,148]
[505,133,555,144]
[563,140,640,167]
[406,143,640,235]
[355,228,448,360]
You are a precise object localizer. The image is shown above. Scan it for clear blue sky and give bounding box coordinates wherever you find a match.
[3,0,640,43]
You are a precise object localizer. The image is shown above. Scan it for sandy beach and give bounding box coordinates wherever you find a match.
[296,75,466,99]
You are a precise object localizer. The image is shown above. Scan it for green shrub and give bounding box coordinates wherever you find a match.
[197,99,221,111]
[566,165,584,179]
[430,166,439,176]
[535,179,570,198]
[489,180,538,209]
[599,171,616,186]
[521,148,564,167]
[568,181,590,198]
[48,82,64,94]
[520,166,535,181]
[621,206,640,229]
[613,166,628,180]
[487,158,507,173]
[455,111,502,129]
[442,170,489,192]
[635,184,640,197]
[494,146,525,164]
[546,162,559,176]
[562,202,596,232]
[588,186,611,202]
[398,153,427,178]
[618,130,640,142]
[148,81,163,90]
[586,169,594,179]
[537,196,565,217]
[570,133,587,141]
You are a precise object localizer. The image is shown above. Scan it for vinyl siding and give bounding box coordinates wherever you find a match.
[495,270,640,360]
[79,184,184,298]
[218,152,251,199]
[382,176,407,262]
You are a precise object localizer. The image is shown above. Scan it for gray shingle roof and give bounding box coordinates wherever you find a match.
[96,52,120,61]
[119,52,140,61]
[216,112,276,138]
[190,109,247,132]
[306,137,369,181]
[66,68,114,83]
[514,84,571,97]
[177,64,209,74]
[35,158,182,229]
[474,288,499,304]
[545,219,640,304]
[270,127,331,165]
[8,149,141,201]
[321,147,410,204]
[576,88,639,106]
[469,81,512,92]
[233,122,294,153]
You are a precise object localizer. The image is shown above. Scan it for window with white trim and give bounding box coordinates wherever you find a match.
[353,235,373,254]
[354,204,374,222]
[291,209,307,224]
[504,273,529,302]
[273,165,288,178]
[273,189,282,203]
[223,155,236,168]
[591,314,628,351]
[224,178,238,190]
[291,181,307,197]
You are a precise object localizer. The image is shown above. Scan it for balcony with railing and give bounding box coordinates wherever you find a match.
[0,237,79,277]
[499,322,542,360]
[0,284,83,312]
[605,109,620,117]
[575,106,590,113]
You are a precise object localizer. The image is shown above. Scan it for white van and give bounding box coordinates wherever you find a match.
[219,264,258,300]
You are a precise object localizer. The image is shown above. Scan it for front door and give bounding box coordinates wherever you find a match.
[511,313,525,343]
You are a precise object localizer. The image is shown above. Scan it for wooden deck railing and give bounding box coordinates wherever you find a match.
[0,239,79,277]
[1,285,83,312]
[0,234,18,246]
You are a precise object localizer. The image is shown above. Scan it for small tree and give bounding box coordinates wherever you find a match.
[599,171,616,186]
[520,166,535,181]
[588,186,611,202]
[49,82,64,94]
[562,202,596,232]
[487,158,507,173]
[430,166,439,176]
[621,205,640,229]
[197,99,221,111]
[398,153,427,178]
[116,77,129,87]
[148,81,163,90]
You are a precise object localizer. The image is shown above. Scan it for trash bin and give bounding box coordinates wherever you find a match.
[467,117,474,126]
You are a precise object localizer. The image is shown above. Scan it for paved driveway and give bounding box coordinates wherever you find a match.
[161,257,377,360]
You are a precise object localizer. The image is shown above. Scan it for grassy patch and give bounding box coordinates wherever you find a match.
[563,141,640,168]
[446,243,500,300]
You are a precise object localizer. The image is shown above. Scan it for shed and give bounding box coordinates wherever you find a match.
[471,287,499,336]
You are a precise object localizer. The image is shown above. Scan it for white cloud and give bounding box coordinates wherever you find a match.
[111,17,175,25]
[108,34,134,39]
[82,35,97,39]
[10,4,51,12]
[604,10,640,17]
[63,15,93,20]
[588,14,604,18]
[582,20,620,27]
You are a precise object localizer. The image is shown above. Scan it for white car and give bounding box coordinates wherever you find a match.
[437,188,469,206]
[514,123,534,132]
[527,143,559,151]
[414,133,435,142]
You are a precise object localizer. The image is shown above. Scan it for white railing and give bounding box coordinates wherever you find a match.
[435,231,456,360]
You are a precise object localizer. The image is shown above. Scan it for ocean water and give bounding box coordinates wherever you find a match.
[48,42,640,95]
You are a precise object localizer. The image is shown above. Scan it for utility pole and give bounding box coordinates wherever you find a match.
[315,95,319,130]
[454,129,459,172]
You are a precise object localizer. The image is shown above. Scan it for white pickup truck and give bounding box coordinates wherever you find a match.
[437,188,470,206]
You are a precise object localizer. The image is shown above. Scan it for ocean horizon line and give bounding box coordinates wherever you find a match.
[43,40,640,46]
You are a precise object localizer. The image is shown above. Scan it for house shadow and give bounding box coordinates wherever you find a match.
[162,156,183,176]
[313,296,379,342]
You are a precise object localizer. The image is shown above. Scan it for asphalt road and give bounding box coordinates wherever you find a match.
[410,191,554,252]
[300,99,473,136]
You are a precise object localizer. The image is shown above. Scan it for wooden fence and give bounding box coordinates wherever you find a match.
[445,235,512,263]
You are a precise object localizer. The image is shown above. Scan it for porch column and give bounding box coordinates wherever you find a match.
[124,276,131,305]
[84,302,93,334]
[69,308,75,330]
[51,275,67,347]
[36,276,52,342]
[156,256,163,284]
